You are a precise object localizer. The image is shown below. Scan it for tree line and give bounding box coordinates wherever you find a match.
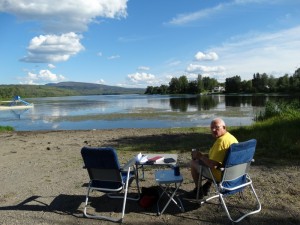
[0,85,78,100]
[145,68,300,94]
[0,82,144,100]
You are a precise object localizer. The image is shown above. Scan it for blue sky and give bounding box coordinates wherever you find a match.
[1,0,300,88]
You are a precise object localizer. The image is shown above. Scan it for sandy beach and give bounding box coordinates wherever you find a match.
[0,129,299,225]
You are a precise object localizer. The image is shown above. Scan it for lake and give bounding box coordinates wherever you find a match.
[0,94,297,131]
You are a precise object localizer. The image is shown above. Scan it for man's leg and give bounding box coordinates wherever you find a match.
[190,159,200,188]
[190,160,212,197]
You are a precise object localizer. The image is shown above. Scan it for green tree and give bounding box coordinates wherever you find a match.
[290,68,300,92]
[225,75,241,93]
[241,80,252,92]
[169,77,180,94]
[178,75,189,94]
[267,75,277,92]
[145,86,154,94]
[158,85,169,94]
[202,76,218,91]
[197,74,204,93]
[188,80,198,94]
[277,74,289,92]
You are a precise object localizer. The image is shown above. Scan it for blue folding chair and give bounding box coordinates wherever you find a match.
[81,147,140,223]
[200,139,261,223]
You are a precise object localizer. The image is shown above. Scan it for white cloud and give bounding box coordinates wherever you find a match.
[195,52,219,61]
[19,69,66,84]
[166,0,274,26]
[207,25,300,79]
[127,72,156,84]
[0,0,128,33]
[20,32,84,63]
[166,60,181,67]
[48,64,56,69]
[96,79,105,84]
[186,64,225,74]
[138,66,150,71]
[168,4,224,25]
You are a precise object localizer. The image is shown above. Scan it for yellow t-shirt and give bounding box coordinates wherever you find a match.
[208,132,238,181]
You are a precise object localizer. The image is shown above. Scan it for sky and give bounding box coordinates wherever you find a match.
[1,0,300,88]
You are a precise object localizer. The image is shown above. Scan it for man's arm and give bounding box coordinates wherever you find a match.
[192,151,220,169]
[199,155,220,169]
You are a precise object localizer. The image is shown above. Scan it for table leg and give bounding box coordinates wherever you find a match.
[157,182,184,215]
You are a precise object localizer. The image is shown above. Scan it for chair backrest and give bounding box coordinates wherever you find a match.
[81,147,122,183]
[221,139,257,194]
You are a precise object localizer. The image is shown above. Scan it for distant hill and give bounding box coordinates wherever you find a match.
[0,82,145,100]
[46,81,145,95]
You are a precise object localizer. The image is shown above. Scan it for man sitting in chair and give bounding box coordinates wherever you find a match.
[189,118,238,198]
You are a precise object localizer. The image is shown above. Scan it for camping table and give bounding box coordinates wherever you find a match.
[135,153,177,180]
[155,169,185,215]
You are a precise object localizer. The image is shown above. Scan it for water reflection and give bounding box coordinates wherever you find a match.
[169,95,220,112]
[168,94,298,112]
[10,108,30,119]
[1,94,298,131]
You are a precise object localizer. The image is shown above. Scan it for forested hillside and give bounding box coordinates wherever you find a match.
[46,82,144,95]
[0,82,145,100]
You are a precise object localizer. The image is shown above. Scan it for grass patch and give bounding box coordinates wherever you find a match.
[0,125,14,132]
[231,116,300,162]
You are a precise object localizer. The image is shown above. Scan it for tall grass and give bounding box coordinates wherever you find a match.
[0,126,14,132]
[232,100,300,163]
[255,100,300,121]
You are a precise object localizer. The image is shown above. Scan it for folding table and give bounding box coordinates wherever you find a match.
[136,153,177,180]
[155,169,185,215]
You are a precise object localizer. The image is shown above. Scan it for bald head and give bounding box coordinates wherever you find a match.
[210,118,227,138]
[211,118,225,127]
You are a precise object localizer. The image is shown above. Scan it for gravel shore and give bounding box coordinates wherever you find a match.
[0,129,299,225]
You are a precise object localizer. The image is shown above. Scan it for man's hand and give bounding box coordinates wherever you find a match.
[191,150,202,160]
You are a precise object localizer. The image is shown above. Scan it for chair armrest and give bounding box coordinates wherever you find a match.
[216,159,255,171]
[121,157,136,171]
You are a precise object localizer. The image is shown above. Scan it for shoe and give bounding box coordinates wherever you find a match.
[202,182,211,196]
[185,187,203,199]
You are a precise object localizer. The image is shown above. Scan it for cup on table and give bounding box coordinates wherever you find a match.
[174,165,180,176]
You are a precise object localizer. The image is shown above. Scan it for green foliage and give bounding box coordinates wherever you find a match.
[0,82,145,100]
[225,75,241,93]
[255,100,300,121]
[231,116,300,161]
[0,126,14,132]
[145,68,300,95]
[0,85,79,99]
[232,101,300,162]
[146,75,219,95]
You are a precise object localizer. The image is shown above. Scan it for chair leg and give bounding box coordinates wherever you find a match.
[196,166,203,200]
[83,186,123,222]
[218,184,262,223]
[120,170,131,221]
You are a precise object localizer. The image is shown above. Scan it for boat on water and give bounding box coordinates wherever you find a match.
[0,96,34,110]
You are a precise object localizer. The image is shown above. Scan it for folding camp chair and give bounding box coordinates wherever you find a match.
[81,147,140,223]
[198,139,261,223]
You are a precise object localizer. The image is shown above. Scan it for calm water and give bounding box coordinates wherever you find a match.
[0,94,297,131]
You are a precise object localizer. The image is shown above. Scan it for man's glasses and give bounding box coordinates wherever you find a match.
[211,125,223,130]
